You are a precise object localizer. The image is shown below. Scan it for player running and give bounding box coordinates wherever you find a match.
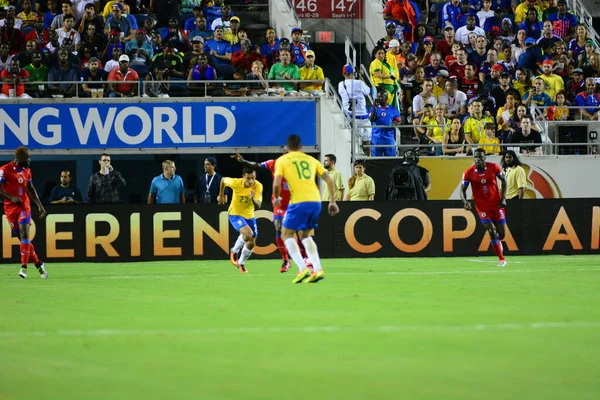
[218,167,263,273]
[231,153,310,273]
[460,148,508,267]
[0,146,48,279]
[273,134,339,283]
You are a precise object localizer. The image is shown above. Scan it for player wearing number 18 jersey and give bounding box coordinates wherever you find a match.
[273,134,339,283]
[460,148,508,266]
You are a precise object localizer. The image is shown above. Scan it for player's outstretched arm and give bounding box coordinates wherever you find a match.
[26,182,46,218]
[231,153,263,170]
[321,172,339,216]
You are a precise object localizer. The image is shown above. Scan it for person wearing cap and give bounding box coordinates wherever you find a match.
[383,0,418,42]
[455,15,485,46]
[102,0,131,20]
[107,54,139,97]
[375,21,400,52]
[298,49,324,96]
[574,77,600,119]
[102,29,125,63]
[104,3,134,41]
[536,58,564,100]
[126,29,154,66]
[76,2,104,34]
[15,0,37,28]
[203,25,232,66]
[81,56,108,97]
[290,27,310,67]
[386,39,401,77]
[211,4,234,31]
[483,63,504,92]
[577,39,597,73]
[547,0,578,40]
[565,67,585,102]
[441,0,461,30]
[339,64,372,155]
[184,6,206,33]
[48,47,79,96]
[223,16,241,46]
[514,0,542,25]
[1,5,23,30]
[267,48,300,95]
[24,15,50,51]
[184,36,217,75]
[518,37,543,73]
[432,69,449,98]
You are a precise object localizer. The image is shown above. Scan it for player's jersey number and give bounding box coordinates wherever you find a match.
[292,161,312,179]
[239,196,251,203]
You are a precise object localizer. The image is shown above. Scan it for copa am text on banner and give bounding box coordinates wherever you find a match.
[0,101,317,151]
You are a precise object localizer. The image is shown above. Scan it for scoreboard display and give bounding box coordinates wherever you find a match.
[291,0,363,19]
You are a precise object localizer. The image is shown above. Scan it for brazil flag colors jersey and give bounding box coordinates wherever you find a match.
[274,151,326,204]
[223,177,263,219]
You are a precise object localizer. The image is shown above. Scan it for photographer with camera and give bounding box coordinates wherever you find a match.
[338,64,371,156]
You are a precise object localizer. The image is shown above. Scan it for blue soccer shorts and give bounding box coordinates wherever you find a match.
[282,202,321,232]
[228,215,258,238]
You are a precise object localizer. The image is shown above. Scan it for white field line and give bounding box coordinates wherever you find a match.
[1,321,599,338]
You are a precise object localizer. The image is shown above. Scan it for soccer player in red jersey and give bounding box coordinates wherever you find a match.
[460,148,508,267]
[0,146,48,278]
[231,153,310,273]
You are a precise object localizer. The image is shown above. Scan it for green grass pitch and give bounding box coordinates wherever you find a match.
[1,256,599,400]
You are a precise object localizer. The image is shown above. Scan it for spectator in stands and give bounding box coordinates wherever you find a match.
[444,41,462,67]
[126,29,153,67]
[260,27,279,68]
[496,91,518,140]
[511,29,528,63]
[551,90,570,120]
[470,87,497,116]
[577,39,597,71]
[547,0,577,40]
[432,69,448,99]
[537,20,562,49]
[454,0,479,30]
[442,0,461,30]
[416,36,434,67]
[383,0,419,42]
[298,50,324,96]
[0,43,12,73]
[289,27,309,67]
[370,89,401,156]
[232,39,264,74]
[513,66,531,98]
[184,37,217,75]
[439,78,467,118]
[479,49,501,82]
[150,31,163,56]
[376,21,400,51]
[1,17,26,56]
[537,59,563,100]
[51,1,75,30]
[102,0,131,19]
[346,160,375,201]
[81,56,107,97]
[479,122,501,155]
[449,47,469,81]
[425,103,449,155]
[195,157,224,204]
[187,52,216,96]
[104,3,133,41]
[224,16,241,48]
[76,2,103,35]
[442,117,467,155]
[385,39,401,76]
[518,37,543,73]
[42,29,59,64]
[48,48,79,97]
[464,99,494,145]
[142,16,157,43]
[0,59,31,99]
[1,5,22,30]
[565,67,585,102]
[148,160,185,204]
[80,23,105,54]
[144,65,170,98]
[245,60,268,97]
[370,47,398,106]
[58,14,80,52]
[188,16,212,45]
[153,42,185,80]
[15,40,37,68]
[465,32,478,54]
[80,43,100,69]
[468,35,488,67]
[268,48,299,96]
[339,64,371,155]
[44,0,59,29]
[184,6,204,33]
[24,50,48,97]
[162,16,188,50]
[497,19,515,44]
[437,26,456,60]
[108,54,139,97]
[210,4,233,31]
[523,77,552,117]
[459,64,482,101]
[203,25,231,66]
[477,0,494,29]
[49,169,83,204]
[88,153,127,204]
[26,15,49,51]
[512,115,542,154]
[491,72,514,107]
[456,15,484,45]
[204,0,224,29]
[412,77,437,126]
[514,0,542,25]
[519,8,542,40]
[103,29,125,63]
[568,24,589,61]
[17,0,37,28]
[574,78,600,120]
[482,63,503,92]
[104,46,121,72]
[57,38,81,68]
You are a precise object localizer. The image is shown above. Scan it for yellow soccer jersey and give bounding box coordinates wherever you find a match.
[223,177,263,219]
[274,151,326,204]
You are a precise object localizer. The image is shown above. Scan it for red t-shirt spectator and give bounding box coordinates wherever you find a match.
[108,67,139,94]
[1,67,29,97]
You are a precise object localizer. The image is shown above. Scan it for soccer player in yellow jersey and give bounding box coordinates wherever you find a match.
[274,134,339,283]
[218,167,263,274]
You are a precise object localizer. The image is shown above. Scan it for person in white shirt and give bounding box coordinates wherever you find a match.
[58,14,81,52]
[455,15,485,45]
[338,64,372,156]
[477,0,494,28]
[439,78,468,118]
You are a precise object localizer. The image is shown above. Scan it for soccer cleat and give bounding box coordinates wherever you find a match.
[36,262,48,279]
[292,268,312,284]
[280,260,291,273]
[498,259,507,267]
[238,264,248,274]
[303,257,314,271]
[305,270,325,283]
[229,250,239,267]
[18,267,27,279]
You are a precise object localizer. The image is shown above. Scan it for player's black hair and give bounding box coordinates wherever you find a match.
[15,146,28,159]
[286,134,302,151]
[501,150,521,168]
[473,147,486,156]
[242,166,255,175]
[325,154,337,163]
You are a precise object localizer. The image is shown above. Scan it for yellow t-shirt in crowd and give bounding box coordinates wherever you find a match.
[274,151,326,204]
[427,117,450,143]
[504,165,527,199]
[348,174,375,201]
[464,115,494,143]
[369,58,394,87]
[322,167,345,201]
[478,135,500,155]
[535,73,564,101]
[223,177,263,219]
[299,64,325,91]
[512,80,529,99]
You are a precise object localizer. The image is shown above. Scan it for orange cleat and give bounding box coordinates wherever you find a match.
[280,260,291,273]
[238,264,248,274]
[230,250,239,267]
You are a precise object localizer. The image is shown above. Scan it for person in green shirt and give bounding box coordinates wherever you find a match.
[23,51,49,98]
[267,48,300,95]
[322,154,345,201]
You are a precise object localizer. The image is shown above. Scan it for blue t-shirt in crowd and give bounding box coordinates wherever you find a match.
[49,185,83,203]
[149,174,185,204]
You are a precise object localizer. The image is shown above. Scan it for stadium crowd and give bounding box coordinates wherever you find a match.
[0,0,326,98]
[359,0,600,157]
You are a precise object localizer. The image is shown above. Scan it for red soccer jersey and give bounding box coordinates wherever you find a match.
[0,161,32,209]
[462,162,503,211]
[261,159,291,206]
